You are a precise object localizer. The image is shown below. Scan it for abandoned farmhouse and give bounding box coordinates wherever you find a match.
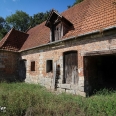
[0,0,116,96]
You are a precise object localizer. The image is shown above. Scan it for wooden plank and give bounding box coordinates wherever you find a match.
[53,62,56,89]
[64,51,78,84]
[82,49,116,56]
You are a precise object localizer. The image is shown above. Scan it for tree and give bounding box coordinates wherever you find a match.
[30,11,50,28]
[6,10,30,32]
[0,17,5,30]
[68,0,84,8]
[0,17,10,40]
[73,0,84,6]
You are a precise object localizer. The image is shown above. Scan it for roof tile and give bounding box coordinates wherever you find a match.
[0,28,28,51]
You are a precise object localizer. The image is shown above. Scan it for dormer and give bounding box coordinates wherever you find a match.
[45,10,73,42]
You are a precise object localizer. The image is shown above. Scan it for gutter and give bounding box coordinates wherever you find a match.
[20,26,116,52]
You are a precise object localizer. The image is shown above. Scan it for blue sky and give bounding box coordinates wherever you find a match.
[0,0,75,18]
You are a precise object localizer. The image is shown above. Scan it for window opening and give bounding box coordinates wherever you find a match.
[31,61,35,71]
[46,60,53,73]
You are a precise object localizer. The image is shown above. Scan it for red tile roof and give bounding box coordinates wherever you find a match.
[21,0,116,51]
[0,0,116,51]
[0,29,12,48]
[21,22,50,51]
[0,28,28,51]
[61,0,116,39]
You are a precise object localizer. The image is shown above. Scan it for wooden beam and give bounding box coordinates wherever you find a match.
[82,49,116,56]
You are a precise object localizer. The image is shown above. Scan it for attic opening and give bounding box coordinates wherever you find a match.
[84,54,116,94]
[45,10,73,42]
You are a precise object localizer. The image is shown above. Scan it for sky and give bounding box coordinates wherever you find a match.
[0,0,75,18]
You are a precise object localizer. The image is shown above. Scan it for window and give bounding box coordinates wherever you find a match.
[46,60,53,73]
[31,61,35,71]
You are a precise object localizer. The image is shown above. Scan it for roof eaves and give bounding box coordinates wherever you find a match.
[20,26,116,52]
[0,49,19,53]
[77,26,116,37]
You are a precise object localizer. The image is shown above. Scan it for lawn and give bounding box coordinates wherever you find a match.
[0,82,116,116]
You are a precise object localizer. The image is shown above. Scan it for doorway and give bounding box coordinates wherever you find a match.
[63,51,78,84]
[18,59,26,81]
[84,55,116,93]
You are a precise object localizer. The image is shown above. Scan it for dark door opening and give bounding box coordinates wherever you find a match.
[63,51,78,84]
[84,55,116,94]
[18,59,26,81]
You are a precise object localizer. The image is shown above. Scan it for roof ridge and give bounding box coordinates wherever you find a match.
[61,0,85,15]
[14,28,29,34]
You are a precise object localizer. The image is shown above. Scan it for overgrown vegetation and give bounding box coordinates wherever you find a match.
[0,83,116,116]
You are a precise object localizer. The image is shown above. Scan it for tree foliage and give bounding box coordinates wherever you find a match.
[30,11,50,28]
[0,17,5,30]
[6,10,30,32]
[5,10,50,32]
[0,17,10,40]
[68,0,84,8]
[73,0,84,6]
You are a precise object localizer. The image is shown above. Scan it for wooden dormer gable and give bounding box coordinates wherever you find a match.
[45,10,73,42]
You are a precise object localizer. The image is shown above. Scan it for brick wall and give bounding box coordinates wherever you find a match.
[21,31,116,96]
[0,50,20,82]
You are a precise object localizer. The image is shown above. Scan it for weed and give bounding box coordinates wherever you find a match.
[0,83,116,116]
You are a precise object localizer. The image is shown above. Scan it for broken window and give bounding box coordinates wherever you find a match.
[31,61,35,71]
[46,60,53,73]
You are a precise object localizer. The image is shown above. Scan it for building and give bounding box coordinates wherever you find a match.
[0,0,116,96]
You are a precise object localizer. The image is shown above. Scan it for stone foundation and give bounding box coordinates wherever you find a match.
[56,76,86,97]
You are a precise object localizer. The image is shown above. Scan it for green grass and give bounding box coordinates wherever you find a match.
[0,82,116,116]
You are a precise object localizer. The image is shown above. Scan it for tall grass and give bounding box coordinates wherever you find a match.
[0,82,116,116]
[0,83,84,116]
